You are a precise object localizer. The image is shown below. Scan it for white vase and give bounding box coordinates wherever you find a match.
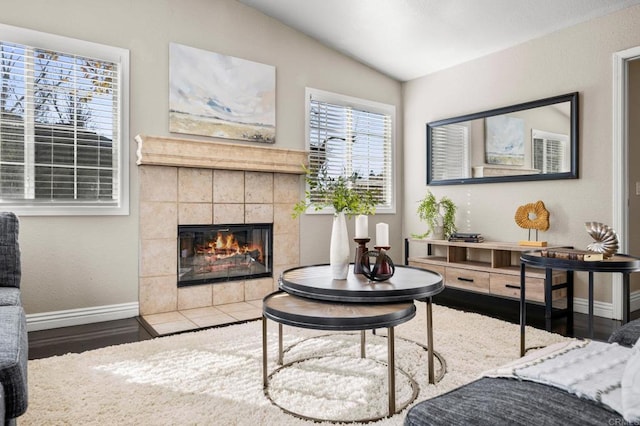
[330,211,350,279]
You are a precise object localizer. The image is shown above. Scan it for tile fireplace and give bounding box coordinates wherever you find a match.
[136,134,307,334]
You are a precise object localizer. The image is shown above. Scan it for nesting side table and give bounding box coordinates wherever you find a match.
[520,251,640,356]
[262,291,417,420]
[278,264,444,383]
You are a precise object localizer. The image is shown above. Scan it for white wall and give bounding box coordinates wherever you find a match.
[629,59,640,293]
[0,0,402,318]
[403,4,640,305]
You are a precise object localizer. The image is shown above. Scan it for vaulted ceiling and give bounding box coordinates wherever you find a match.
[238,0,640,81]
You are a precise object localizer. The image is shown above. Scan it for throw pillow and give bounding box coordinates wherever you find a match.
[609,319,640,347]
[622,338,640,422]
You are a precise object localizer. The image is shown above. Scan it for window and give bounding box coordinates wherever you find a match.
[0,24,129,215]
[532,129,569,174]
[429,123,470,181]
[306,88,395,213]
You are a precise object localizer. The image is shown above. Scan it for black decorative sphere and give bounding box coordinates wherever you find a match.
[360,250,395,281]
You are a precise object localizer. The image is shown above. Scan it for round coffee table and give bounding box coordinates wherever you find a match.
[278,264,444,384]
[262,291,418,422]
[279,264,443,302]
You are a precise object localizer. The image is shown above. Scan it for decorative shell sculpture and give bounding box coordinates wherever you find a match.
[585,221,619,258]
[514,200,550,231]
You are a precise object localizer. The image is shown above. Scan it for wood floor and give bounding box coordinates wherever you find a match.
[28,317,154,360]
[28,291,639,360]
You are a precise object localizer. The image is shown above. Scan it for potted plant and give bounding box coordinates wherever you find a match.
[292,165,377,218]
[293,165,377,279]
[413,191,457,240]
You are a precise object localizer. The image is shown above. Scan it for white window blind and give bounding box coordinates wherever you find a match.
[532,129,568,174]
[307,89,394,212]
[0,24,129,215]
[430,124,470,181]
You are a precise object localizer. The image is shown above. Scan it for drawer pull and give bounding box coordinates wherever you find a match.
[458,277,474,283]
[505,284,521,290]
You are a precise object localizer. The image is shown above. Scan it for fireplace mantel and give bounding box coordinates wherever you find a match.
[135,134,308,174]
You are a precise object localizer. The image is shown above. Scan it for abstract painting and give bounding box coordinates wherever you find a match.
[485,115,525,165]
[169,43,276,143]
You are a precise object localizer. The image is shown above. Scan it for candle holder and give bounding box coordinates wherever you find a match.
[374,246,392,276]
[361,246,395,281]
[353,238,370,274]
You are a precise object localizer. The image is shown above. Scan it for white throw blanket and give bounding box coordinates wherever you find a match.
[483,339,640,422]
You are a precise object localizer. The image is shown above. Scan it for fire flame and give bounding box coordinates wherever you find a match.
[214,233,238,251]
[197,231,263,262]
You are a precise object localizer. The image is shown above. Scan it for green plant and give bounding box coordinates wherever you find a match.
[412,191,457,239]
[292,165,377,218]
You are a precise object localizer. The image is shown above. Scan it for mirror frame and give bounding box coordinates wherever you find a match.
[426,92,579,185]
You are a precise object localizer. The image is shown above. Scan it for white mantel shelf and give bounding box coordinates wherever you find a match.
[135,134,308,174]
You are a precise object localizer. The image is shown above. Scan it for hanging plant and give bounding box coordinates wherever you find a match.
[412,191,457,239]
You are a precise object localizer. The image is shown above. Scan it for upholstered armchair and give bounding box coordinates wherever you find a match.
[0,212,22,306]
[0,212,28,425]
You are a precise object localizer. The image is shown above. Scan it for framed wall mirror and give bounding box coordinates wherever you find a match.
[426,92,578,185]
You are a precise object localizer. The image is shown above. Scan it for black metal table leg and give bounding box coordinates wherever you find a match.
[520,262,526,357]
[623,273,630,324]
[426,297,435,383]
[588,271,594,338]
[567,271,574,336]
[545,268,553,331]
[387,326,395,416]
[278,323,283,365]
[262,316,268,387]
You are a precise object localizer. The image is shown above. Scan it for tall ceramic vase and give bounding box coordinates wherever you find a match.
[330,211,350,279]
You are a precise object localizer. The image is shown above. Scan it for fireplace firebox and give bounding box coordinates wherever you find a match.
[177,223,273,287]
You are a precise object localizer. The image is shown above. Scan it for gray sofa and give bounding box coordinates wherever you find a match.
[0,212,28,425]
[405,318,640,425]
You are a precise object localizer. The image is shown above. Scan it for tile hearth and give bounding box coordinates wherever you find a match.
[141,300,263,336]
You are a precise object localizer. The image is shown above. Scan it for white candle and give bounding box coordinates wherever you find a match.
[355,215,368,238]
[376,222,389,247]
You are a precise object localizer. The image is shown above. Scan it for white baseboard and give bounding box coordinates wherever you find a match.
[572,297,613,318]
[26,302,139,332]
[23,290,640,332]
[572,290,640,319]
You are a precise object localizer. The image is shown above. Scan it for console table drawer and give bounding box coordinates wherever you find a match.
[490,273,537,301]
[490,273,566,302]
[445,267,490,293]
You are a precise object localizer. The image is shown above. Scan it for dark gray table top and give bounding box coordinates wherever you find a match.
[263,291,416,331]
[279,264,444,303]
[521,251,640,273]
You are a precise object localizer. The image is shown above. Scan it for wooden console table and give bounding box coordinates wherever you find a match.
[405,238,572,332]
[520,251,640,356]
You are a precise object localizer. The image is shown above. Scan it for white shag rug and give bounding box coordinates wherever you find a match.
[24,303,569,425]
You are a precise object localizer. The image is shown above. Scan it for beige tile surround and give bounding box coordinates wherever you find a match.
[136,135,307,335]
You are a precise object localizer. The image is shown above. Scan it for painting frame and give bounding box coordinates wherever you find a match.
[169,43,276,144]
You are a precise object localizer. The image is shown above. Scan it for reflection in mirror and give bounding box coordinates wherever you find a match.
[427,92,578,185]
